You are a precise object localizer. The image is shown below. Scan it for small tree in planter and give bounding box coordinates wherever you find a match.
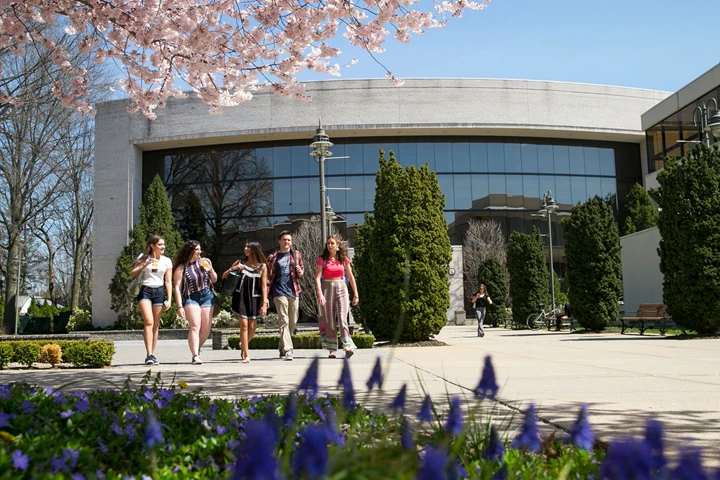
[563,196,622,331]
[476,258,507,327]
[507,229,548,327]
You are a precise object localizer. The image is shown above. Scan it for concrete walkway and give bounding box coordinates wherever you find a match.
[1,325,719,467]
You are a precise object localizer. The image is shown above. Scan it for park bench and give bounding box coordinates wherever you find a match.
[619,303,681,335]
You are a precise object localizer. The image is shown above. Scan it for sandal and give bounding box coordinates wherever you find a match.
[241,358,250,364]
[328,352,336,359]
[344,348,354,358]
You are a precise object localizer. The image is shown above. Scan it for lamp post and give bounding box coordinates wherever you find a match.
[693,98,720,146]
[532,191,559,313]
[310,123,333,243]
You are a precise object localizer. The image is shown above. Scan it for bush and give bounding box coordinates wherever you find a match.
[228,333,375,350]
[0,340,115,368]
[212,309,238,328]
[0,343,12,368]
[507,229,549,327]
[13,342,41,367]
[66,308,94,332]
[38,344,62,366]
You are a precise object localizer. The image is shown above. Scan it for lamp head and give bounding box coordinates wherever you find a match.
[708,110,720,140]
[310,125,333,157]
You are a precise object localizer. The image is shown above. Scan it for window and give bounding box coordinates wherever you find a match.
[521,144,539,173]
[470,143,488,172]
[504,143,522,173]
[452,142,470,172]
[435,143,453,172]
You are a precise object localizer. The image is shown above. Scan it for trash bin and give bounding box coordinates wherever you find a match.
[454,310,466,326]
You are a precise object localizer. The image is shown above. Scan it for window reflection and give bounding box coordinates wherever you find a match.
[488,143,504,172]
[454,176,472,210]
[569,147,585,175]
[345,144,364,174]
[570,176,587,205]
[417,143,435,170]
[453,143,470,172]
[538,145,554,173]
[398,143,417,168]
[438,175,455,209]
[470,143,488,172]
[435,143,452,172]
[553,146,570,174]
[504,144,522,173]
[584,148,600,175]
[521,144,538,173]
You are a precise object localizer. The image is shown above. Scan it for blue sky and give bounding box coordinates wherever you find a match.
[297,0,719,93]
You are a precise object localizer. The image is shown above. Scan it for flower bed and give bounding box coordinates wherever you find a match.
[0,356,716,479]
[0,340,115,369]
[227,333,375,350]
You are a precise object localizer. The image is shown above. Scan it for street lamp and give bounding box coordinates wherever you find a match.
[310,123,333,243]
[531,190,566,313]
[693,97,720,146]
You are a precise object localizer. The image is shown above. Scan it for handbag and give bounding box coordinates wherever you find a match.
[212,291,222,318]
[220,271,241,296]
[127,273,143,298]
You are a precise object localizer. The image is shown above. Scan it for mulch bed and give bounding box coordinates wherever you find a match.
[375,339,447,348]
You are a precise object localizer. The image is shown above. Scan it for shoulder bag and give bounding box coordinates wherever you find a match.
[127,272,143,298]
[220,270,242,296]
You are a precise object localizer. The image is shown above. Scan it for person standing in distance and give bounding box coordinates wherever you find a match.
[130,235,173,365]
[266,231,304,361]
[472,284,493,338]
[173,240,217,365]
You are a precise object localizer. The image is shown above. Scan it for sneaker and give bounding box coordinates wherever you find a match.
[144,355,154,365]
[150,355,159,365]
[479,331,485,338]
[284,351,294,361]
[191,355,203,365]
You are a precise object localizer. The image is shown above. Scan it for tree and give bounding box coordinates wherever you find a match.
[108,175,183,326]
[462,219,506,309]
[476,258,507,327]
[562,197,622,331]
[622,183,658,235]
[355,150,451,341]
[0,1,487,118]
[653,144,720,334]
[177,190,208,249]
[507,229,548,327]
[550,270,568,308]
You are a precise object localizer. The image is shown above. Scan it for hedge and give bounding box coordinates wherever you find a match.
[0,340,115,369]
[228,333,375,350]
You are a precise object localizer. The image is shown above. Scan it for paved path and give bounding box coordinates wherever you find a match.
[2,325,719,467]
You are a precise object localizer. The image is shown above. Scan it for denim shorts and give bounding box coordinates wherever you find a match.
[137,286,165,306]
[183,288,215,307]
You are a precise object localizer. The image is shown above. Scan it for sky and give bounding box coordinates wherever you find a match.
[296,0,719,93]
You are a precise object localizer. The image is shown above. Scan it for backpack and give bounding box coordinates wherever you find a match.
[321,258,349,285]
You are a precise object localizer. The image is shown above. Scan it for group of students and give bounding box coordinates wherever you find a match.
[130,231,359,365]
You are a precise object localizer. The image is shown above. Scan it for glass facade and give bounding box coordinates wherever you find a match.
[646,86,720,173]
[143,137,641,268]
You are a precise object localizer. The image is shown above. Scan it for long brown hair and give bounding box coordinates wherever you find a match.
[244,240,268,269]
[321,234,347,263]
[136,235,163,264]
[173,240,200,271]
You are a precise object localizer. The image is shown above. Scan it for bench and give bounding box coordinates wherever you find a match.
[620,303,681,335]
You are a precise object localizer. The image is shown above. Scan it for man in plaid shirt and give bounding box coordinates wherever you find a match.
[266,230,304,361]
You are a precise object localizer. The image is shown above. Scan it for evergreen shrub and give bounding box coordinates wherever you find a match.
[476,258,507,327]
[67,308,93,332]
[507,229,549,326]
[0,340,114,368]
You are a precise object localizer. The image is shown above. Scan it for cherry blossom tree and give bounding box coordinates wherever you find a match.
[0,0,489,118]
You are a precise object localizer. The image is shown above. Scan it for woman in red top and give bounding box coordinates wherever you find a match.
[315,234,359,358]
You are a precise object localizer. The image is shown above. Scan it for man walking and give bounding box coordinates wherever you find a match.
[266,231,304,361]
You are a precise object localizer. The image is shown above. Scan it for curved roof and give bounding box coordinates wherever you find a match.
[97,78,670,150]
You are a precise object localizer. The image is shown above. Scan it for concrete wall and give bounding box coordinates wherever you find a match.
[448,246,464,323]
[620,227,663,314]
[94,78,668,326]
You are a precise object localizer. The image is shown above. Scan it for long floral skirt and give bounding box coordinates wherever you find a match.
[318,280,356,352]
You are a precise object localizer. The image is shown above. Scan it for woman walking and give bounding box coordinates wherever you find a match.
[173,240,217,365]
[130,235,173,365]
[315,234,359,359]
[472,284,493,337]
[222,241,268,363]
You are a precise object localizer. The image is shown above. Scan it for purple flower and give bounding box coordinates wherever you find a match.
[512,404,540,452]
[600,438,653,480]
[483,425,505,461]
[72,474,85,480]
[445,396,464,436]
[400,417,414,449]
[474,355,499,400]
[20,400,35,414]
[672,447,708,480]
[0,385,13,399]
[312,403,326,422]
[417,395,433,422]
[158,388,175,403]
[232,419,282,480]
[366,357,383,390]
[60,409,74,419]
[338,358,355,410]
[12,450,29,471]
[143,411,163,448]
[75,399,91,413]
[417,446,448,480]
[644,419,666,472]
[568,404,594,451]
[95,469,106,480]
[216,425,229,435]
[292,424,329,479]
[389,384,407,413]
[283,392,297,427]
[324,407,344,445]
[111,422,123,435]
[0,412,14,428]
[298,357,319,398]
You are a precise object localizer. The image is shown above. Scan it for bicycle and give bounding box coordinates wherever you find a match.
[526,304,559,330]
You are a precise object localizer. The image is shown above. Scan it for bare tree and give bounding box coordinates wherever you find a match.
[462,219,507,302]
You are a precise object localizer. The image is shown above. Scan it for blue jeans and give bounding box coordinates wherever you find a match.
[137,286,165,307]
[475,307,486,333]
[183,288,215,307]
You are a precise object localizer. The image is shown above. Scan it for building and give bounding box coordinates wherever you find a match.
[94,78,668,327]
[621,63,720,314]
